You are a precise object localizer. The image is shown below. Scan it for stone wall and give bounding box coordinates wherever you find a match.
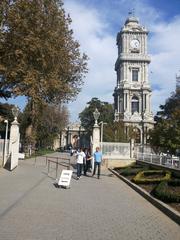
[103,158,135,169]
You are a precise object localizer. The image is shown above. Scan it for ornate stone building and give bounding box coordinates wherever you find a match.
[113,15,154,143]
[59,122,89,150]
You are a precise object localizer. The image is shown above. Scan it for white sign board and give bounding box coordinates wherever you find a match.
[58,170,73,188]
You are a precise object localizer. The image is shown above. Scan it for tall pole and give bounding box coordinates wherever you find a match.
[3,120,8,166]
[101,122,103,145]
[99,121,107,151]
[100,122,103,151]
[141,86,144,153]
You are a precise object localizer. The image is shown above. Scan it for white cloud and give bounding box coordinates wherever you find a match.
[149,16,180,112]
[64,0,180,121]
[64,0,117,121]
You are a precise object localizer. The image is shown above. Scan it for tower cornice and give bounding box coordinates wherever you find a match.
[115,54,151,70]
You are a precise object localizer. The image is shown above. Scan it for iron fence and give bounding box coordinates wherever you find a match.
[101,142,130,159]
[137,152,180,169]
[0,139,9,161]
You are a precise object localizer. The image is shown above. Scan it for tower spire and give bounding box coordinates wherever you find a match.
[128,8,135,17]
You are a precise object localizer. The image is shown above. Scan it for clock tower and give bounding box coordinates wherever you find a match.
[113,15,154,144]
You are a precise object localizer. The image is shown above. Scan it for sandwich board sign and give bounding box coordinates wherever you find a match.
[58,170,73,188]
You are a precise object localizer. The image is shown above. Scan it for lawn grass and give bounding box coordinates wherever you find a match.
[25,148,55,159]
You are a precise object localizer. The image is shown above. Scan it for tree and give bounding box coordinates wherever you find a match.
[79,97,127,142]
[0,0,88,103]
[79,98,114,135]
[149,83,180,154]
[103,121,127,142]
[20,102,69,150]
[0,102,14,135]
[0,0,88,145]
[0,102,14,120]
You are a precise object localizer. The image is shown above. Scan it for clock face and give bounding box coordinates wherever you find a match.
[130,39,140,49]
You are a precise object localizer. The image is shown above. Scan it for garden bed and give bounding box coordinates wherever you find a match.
[114,163,180,213]
[132,170,171,184]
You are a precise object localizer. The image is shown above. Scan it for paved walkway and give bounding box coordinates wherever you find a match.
[0,153,179,240]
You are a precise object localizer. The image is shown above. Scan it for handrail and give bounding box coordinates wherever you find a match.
[47,157,71,179]
[136,152,180,170]
[34,155,70,166]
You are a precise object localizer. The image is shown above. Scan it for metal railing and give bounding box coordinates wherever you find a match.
[34,154,71,179]
[0,139,9,157]
[136,152,180,169]
[47,156,71,179]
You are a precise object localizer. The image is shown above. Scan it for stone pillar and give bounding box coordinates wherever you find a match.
[92,124,100,154]
[92,124,100,172]
[9,119,20,171]
[130,138,135,158]
[117,95,120,113]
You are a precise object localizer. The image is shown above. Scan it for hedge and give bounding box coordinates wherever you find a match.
[118,164,148,176]
[152,180,180,203]
[121,167,143,176]
[132,170,171,184]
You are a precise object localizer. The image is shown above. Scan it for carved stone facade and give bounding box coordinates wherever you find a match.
[113,15,154,143]
[60,122,89,150]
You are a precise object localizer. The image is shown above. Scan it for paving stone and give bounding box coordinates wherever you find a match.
[0,153,179,240]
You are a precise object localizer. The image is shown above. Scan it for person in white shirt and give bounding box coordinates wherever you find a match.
[76,148,86,180]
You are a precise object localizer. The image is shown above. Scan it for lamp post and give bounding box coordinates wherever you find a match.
[92,108,100,173]
[99,121,107,147]
[141,84,145,153]
[78,125,81,148]
[130,127,136,158]
[93,108,100,126]
[3,119,8,166]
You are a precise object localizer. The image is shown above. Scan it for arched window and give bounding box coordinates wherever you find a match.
[131,96,139,114]
[132,69,139,81]
[133,128,141,143]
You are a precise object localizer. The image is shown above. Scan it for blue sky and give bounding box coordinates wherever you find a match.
[1,0,180,122]
[64,0,180,121]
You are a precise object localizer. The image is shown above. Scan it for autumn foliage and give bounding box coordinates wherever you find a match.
[0,0,88,103]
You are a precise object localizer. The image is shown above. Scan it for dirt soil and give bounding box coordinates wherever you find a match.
[143,174,165,179]
[167,185,180,195]
[138,183,180,213]
[137,183,157,193]
[169,203,180,212]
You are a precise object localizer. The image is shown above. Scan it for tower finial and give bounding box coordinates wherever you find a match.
[128,8,135,17]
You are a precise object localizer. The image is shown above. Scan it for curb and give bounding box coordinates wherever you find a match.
[109,168,180,225]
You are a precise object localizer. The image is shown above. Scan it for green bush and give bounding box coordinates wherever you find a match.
[25,148,55,159]
[152,181,180,203]
[115,164,148,176]
[171,172,180,179]
[132,170,171,184]
[168,179,180,186]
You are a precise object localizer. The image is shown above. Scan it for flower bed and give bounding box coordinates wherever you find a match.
[152,180,180,203]
[115,164,148,176]
[114,164,180,212]
[132,170,171,184]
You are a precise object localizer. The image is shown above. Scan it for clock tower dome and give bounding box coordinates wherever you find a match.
[113,15,154,144]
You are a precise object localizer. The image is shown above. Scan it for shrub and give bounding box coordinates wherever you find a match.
[121,167,142,176]
[132,170,171,184]
[118,164,149,176]
[152,181,180,203]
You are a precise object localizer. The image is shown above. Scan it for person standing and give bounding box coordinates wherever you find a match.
[92,147,102,179]
[84,148,92,176]
[76,148,86,180]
